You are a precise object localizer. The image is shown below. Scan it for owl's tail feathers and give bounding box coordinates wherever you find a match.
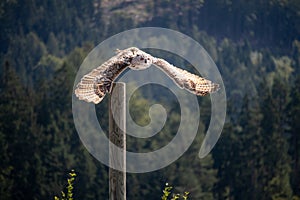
[75,75,102,104]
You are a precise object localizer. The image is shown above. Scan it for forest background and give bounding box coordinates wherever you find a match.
[0,0,300,199]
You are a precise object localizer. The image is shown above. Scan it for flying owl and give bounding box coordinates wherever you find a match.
[75,47,219,104]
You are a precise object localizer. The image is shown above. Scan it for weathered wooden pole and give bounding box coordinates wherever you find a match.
[109,83,126,200]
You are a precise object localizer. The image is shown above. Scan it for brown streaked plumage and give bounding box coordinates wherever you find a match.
[75,47,219,104]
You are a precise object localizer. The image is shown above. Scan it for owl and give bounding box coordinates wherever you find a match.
[75,47,219,104]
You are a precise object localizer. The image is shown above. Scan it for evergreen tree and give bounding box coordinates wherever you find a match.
[260,78,293,200]
[214,96,265,200]
[288,75,300,197]
[0,61,41,199]
[47,32,60,56]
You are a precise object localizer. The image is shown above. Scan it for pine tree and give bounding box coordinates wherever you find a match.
[47,32,60,56]
[260,78,293,200]
[0,61,42,199]
[288,75,300,197]
[214,96,265,200]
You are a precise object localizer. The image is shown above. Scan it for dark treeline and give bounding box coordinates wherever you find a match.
[0,0,299,199]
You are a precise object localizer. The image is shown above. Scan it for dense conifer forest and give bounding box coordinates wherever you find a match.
[0,0,300,199]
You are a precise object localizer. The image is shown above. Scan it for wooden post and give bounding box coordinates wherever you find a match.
[109,83,126,200]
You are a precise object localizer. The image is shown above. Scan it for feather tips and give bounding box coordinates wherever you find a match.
[153,58,219,96]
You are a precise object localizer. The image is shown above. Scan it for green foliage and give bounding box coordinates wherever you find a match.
[54,170,77,200]
[161,183,190,200]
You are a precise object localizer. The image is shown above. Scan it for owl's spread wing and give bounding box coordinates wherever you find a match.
[75,47,220,104]
[153,58,219,96]
[75,48,136,104]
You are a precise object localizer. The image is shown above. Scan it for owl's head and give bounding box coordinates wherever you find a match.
[129,53,152,70]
